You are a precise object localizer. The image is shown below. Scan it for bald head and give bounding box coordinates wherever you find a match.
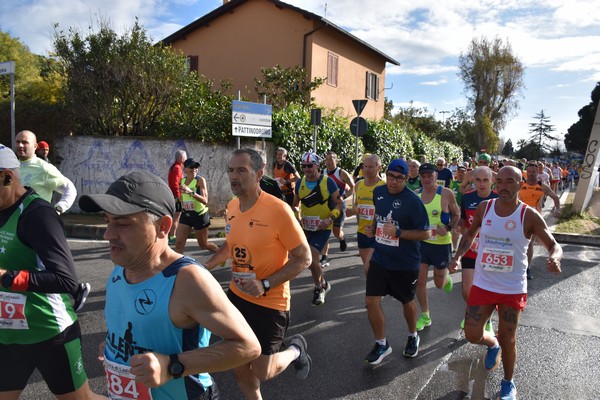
[15,130,38,161]
[498,166,523,182]
[473,166,492,180]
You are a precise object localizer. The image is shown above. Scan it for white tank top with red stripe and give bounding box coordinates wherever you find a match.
[473,199,531,294]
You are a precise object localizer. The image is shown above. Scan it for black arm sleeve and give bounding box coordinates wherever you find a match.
[17,199,79,295]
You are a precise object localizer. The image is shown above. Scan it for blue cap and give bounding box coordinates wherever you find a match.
[387,158,408,175]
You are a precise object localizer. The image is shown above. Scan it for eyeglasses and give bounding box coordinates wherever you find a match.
[478,161,489,165]
[301,164,314,169]
[386,172,406,182]
[436,164,444,166]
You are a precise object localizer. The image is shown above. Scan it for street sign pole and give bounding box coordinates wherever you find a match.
[351,99,368,169]
[237,91,241,150]
[10,71,15,149]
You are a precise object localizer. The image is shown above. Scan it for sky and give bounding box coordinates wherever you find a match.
[2,0,600,150]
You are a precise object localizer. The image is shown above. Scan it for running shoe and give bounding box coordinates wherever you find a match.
[499,379,517,400]
[485,320,494,334]
[312,281,331,306]
[460,318,465,330]
[403,335,420,358]
[339,239,347,252]
[168,236,176,245]
[73,282,91,312]
[416,314,432,331]
[320,255,330,268]
[484,340,501,370]
[289,334,312,379]
[364,341,392,365]
[443,274,453,293]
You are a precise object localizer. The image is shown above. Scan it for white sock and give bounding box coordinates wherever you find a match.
[289,344,301,360]
[408,332,417,338]
[489,337,499,349]
[376,338,387,346]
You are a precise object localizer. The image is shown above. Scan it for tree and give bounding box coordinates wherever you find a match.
[527,110,557,160]
[564,82,600,153]
[458,36,525,149]
[502,138,514,156]
[254,65,325,111]
[53,19,189,136]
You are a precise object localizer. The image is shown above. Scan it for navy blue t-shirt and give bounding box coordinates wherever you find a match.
[371,185,429,271]
[436,167,454,187]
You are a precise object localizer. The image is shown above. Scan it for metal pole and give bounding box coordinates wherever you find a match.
[313,125,317,153]
[262,94,266,151]
[10,71,15,149]
[355,132,359,171]
[237,91,241,150]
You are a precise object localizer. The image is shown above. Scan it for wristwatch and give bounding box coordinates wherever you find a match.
[168,354,185,379]
[1,271,14,288]
[261,279,271,296]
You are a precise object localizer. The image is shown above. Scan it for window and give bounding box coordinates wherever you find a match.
[365,71,380,100]
[327,52,338,87]
[186,55,198,73]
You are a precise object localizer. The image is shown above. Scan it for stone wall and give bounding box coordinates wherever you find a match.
[55,136,275,215]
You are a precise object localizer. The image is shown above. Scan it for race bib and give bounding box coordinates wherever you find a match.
[375,222,399,247]
[436,179,445,187]
[232,271,256,286]
[0,291,28,329]
[104,359,152,400]
[182,200,195,211]
[480,247,514,273]
[301,216,320,231]
[358,205,375,221]
[427,225,438,241]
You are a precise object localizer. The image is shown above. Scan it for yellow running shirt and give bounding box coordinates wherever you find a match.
[355,179,385,234]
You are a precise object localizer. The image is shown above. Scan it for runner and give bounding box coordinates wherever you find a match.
[15,129,89,311]
[79,171,261,399]
[460,153,497,194]
[363,158,430,363]
[175,158,219,254]
[167,149,187,244]
[0,144,105,399]
[293,152,342,306]
[205,148,313,399]
[273,147,300,207]
[414,163,460,332]
[320,151,355,266]
[434,157,454,187]
[406,159,422,192]
[448,166,562,400]
[346,154,385,275]
[519,163,561,279]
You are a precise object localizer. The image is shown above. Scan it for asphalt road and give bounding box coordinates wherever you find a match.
[19,218,600,400]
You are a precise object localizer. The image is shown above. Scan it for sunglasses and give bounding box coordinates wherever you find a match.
[386,172,406,182]
[301,164,314,168]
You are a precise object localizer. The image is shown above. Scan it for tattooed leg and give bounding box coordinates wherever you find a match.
[497,304,521,381]
[464,304,496,346]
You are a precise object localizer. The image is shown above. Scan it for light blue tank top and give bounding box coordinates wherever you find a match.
[104,256,212,399]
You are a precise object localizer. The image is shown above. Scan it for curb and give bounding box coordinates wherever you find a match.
[552,232,599,247]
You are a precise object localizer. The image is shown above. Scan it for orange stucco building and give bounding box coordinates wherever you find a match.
[161,0,400,121]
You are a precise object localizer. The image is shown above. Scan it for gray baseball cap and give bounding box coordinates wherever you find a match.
[79,171,175,217]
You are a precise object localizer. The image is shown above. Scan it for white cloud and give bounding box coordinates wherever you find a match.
[421,79,448,86]
[389,64,457,76]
